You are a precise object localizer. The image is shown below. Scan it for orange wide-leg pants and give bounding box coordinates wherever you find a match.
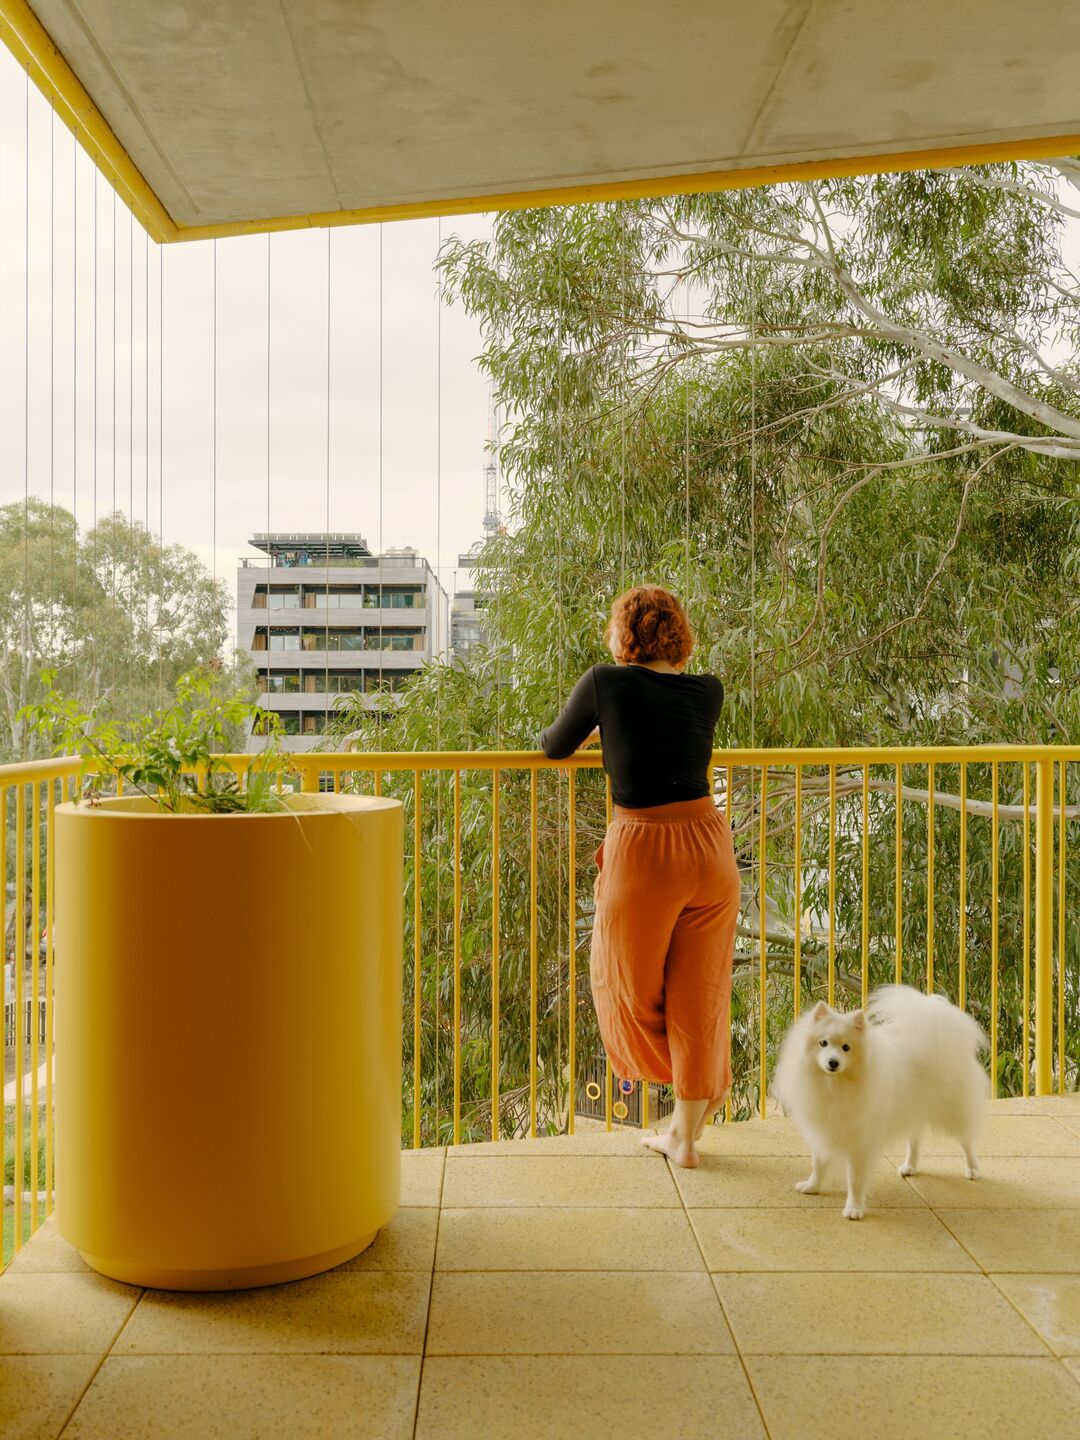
[590,796,741,1101]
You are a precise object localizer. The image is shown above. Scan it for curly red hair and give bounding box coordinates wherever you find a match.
[606,586,694,667]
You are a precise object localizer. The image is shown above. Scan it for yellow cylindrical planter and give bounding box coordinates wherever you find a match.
[54,792,403,1290]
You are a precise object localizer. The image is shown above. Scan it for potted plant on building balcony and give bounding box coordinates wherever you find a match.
[20,671,403,1290]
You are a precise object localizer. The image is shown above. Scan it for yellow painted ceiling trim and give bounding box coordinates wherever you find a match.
[173,132,1080,244]
[0,0,176,241]
[2,0,1078,245]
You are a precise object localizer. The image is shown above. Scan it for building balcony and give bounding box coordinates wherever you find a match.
[2,745,1078,1436]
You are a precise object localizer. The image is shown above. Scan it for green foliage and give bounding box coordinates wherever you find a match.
[19,669,287,814]
[333,170,1080,1140]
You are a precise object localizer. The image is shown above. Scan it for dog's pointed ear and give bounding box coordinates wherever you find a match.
[849,1009,866,1030]
[812,1000,829,1020]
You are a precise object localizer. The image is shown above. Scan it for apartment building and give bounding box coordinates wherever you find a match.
[237,532,450,751]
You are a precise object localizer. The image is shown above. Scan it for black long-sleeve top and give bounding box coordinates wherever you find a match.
[538,663,724,808]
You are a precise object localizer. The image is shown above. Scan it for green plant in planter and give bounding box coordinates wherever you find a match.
[20,669,289,813]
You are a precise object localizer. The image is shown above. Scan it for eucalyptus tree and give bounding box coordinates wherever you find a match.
[332,165,1079,1138]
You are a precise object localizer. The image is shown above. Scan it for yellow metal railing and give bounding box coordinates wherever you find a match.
[2,745,1076,1268]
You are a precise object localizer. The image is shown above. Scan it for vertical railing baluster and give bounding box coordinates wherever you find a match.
[0,786,7,1262]
[452,769,462,1144]
[1022,763,1031,1097]
[15,782,25,1249]
[861,765,869,1009]
[1035,757,1054,1095]
[492,767,501,1141]
[566,766,574,1137]
[45,778,56,1213]
[759,764,768,1119]
[529,766,538,1137]
[726,762,734,1121]
[604,774,613,1131]
[413,770,422,1149]
[31,784,41,1233]
[835,766,840,1002]
[1058,759,1066,1095]
[926,759,935,995]
[991,761,999,1096]
[894,764,903,985]
[959,763,967,1012]
[793,765,802,1019]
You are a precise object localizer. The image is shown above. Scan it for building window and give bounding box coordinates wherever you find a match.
[269,629,301,651]
[262,672,300,694]
[365,627,422,652]
[302,587,364,608]
[363,586,423,609]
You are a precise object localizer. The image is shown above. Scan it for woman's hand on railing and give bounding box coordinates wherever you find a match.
[579,728,601,749]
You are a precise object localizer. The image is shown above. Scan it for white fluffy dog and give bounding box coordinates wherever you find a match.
[773,985,989,1219]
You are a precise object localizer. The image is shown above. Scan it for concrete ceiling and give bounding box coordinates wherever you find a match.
[9,0,1080,239]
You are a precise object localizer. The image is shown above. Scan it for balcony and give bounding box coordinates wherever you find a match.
[3,1102,1080,1436]
[2,746,1079,1437]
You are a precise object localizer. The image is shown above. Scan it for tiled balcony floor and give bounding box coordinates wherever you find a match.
[3,1097,1080,1438]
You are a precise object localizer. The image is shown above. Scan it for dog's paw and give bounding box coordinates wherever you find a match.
[794,1178,819,1194]
[898,1161,917,1178]
[964,1162,981,1181]
[842,1200,866,1220]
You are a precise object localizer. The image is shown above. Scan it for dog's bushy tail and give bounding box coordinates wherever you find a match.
[868,984,987,1059]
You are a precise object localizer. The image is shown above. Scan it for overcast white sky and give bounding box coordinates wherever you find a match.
[0,49,495,644]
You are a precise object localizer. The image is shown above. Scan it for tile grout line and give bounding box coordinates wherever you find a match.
[668,1154,774,1440]
[411,1149,447,1440]
[55,1280,146,1438]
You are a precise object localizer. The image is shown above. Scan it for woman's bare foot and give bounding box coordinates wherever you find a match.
[641,1129,700,1167]
[640,1098,709,1167]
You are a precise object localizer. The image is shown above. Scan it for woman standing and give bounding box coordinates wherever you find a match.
[540,586,740,1168]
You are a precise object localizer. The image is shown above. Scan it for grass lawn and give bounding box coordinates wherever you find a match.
[2,1103,48,1268]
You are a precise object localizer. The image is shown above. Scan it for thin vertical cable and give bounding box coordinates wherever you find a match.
[325,230,331,715]
[157,240,164,704]
[24,64,31,711]
[127,205,133,689]
[212,238,217,604]
[49,104,55,660]
[72,130,78,698]
[377,224,384,734]
[111,188,117,697]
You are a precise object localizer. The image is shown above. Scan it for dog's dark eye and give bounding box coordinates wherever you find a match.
[841,1044,850,1052]
[819,1039,828,1047]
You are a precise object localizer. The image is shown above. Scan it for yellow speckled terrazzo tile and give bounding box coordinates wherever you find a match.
[690,1206,975,1272]
[415,1356,766,1439]
[746,1356,1080,1440]
[694,1119,808,1156]
[712,1273,1048,1355]
[671,1154,925,1208]
[5,1217,90,1273]
[991,1274,1080,1356]
[987,1097,1080,1116]
[1065,1357,1080,1385]
[446,1129,648,1157]
[937,1210,1080,1272]
[114,1272,430,1355]
[0,1272,140,1355]
[906,1156,1080,1208]
[62,1355,420,1440]
[338,1208,438,1272]
[399,1148,445,1207]
[435,1206,704,1271]
[0,1356,100,1440]
[426,1271,734,1354]
[888,1117,1080,1158]
[441,1155,680,1208]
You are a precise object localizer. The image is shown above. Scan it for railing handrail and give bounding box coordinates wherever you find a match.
[3,743,1079,785]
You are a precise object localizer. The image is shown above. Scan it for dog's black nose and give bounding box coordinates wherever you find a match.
[827,1058,840,1071]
